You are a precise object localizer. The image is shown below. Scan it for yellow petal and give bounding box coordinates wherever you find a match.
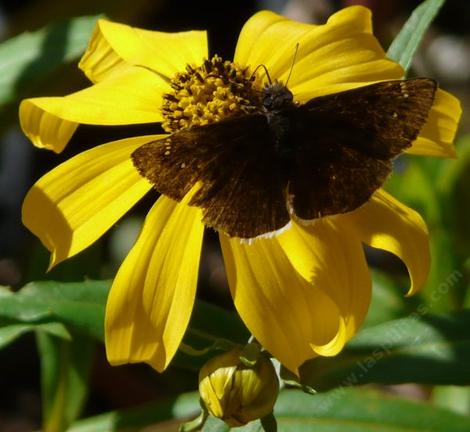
[105,195,204,372]
[289,7,402,93]
[235,6,402,99]
[22,135,161,268]
[220,234,347,374]
[407,89,461,158]
[340,189,430,296]
[235,10,312,70]
[20,67,167,153]
[278,220,371,340]
[79,19,208,83]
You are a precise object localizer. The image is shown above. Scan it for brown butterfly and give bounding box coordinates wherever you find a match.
[132,78,437,238]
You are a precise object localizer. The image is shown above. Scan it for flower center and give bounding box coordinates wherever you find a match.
[161,55,261,133]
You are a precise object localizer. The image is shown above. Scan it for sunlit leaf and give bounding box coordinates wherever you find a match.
[0,15,100,106]
[387,0,444,72]
[0,280,248,366]
[298,309,470,390]
[432,386,470,416]
[385,156,462,311]
[0,280,109,340]
[68,388,470,431]
[270,389,470,432]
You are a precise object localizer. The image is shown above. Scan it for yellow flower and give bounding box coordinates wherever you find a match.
[21,7,461,374]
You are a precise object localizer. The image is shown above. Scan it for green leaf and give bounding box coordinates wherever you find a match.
[269,388,470,431]
[69,389,470,432]
[439,135,470,258]
[68,392,201,432]
[298,309,470,391]
[432,386,470,416]
[385,157,441,226]
[0,280,248,363]
[201,417,264,431]
[202,416,231,431]
[0,280,110,340]
[387,0,444,73]
[384,154,465,311]
[0,321,70,349]
[0,15,99,106]
[37,330,95,432]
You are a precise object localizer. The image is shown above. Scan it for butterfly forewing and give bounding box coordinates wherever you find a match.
[288,78,437,220]
[132,77,436,238]
[132,114,290,238]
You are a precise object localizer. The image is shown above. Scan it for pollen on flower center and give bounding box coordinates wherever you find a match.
[161,55,261,133]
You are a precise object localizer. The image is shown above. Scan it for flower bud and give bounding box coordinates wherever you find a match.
[198,347,279,427]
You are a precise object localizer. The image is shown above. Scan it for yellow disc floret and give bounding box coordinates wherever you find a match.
[162,55,261,132]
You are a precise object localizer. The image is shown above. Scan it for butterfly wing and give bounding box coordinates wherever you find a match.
[132,114,290,238]
[288,78,437,220]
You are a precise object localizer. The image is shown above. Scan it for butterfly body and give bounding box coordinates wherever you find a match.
[132,78,437,239]
[261,82,298,165]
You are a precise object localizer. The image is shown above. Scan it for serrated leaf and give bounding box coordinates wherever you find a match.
[298,310,470,391]
[0,15,99,106]
[387,0,444,73]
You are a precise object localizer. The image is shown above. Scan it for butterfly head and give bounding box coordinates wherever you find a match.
[262,82,295,112]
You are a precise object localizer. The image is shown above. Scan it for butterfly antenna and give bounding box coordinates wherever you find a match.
[285,43,299,87]
[250,64,272,85]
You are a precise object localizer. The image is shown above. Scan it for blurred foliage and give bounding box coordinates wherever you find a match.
[68,388,470,432]
[0,15,99,108]
[1,278,470,429]
[296,309,470,391]
[0,0,469,430]
[37,331,94,432]
[387,0,444,72]
[3,0,165,37]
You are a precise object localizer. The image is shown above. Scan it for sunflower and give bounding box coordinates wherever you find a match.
[21,6,461,374]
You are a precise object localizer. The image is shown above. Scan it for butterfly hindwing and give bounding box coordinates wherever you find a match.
[133,78,436,236]
[288,78,437,220]
[132,114,290,238]
[288,132,392,220]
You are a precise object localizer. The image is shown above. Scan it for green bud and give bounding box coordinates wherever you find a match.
[198,347,279,427]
